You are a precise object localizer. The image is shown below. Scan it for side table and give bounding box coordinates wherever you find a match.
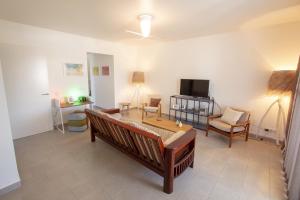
[119,102,131,111]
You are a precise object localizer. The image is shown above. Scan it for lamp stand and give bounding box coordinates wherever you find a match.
[257,97,286,145]
[131,84,142,109]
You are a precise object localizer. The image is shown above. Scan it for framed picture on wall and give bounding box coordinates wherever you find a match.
[93,66,100,76]
[102,65,110,76]
[64,63,84,76]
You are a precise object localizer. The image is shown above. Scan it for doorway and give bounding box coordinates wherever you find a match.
[87,53,115,108]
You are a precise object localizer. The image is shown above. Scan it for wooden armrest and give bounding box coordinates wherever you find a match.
[142,103,147,108]
[231,120,250,128]
[208,114,222,120]
[165,129,196,154]
[102,108,120,114]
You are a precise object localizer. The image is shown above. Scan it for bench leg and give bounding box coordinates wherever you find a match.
[164,149,175,194]
[164,175,174,194]
[91,125,96,142]
[189,161,194,168]
[245,126,249,141]
[189,138,195,168]
[229,134,232,148]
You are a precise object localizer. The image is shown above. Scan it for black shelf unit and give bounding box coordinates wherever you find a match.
[168,95,214,130]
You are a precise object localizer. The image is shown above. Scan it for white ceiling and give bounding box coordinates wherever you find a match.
[0,0,299,43]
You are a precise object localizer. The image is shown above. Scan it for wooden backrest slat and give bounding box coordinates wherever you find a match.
[122,128,136,151]
[129,131,145,158]
[141,136,155,163]
[95,117,106,135]
[113,124,129,148]
[105,121,121,143]
[100,118,112,138]
[145,138,160,166]
[90,114,105,136]
[135,133,152,162]
[137,135,151,161]
[109,123,123,144]
[108,123,124,145]
[93,116,107,137]
[153,142,165,167]
[118,126,133,150]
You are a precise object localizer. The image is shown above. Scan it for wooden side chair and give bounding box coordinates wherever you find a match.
[206,107,250,148]
[142,98,162,120]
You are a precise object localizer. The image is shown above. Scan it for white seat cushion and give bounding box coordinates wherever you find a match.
[107,113,122,120]
[220,107,244,125]
[144,106,159,112]
[209,119,245,132]
[98,113,187,147]
[120,118,186,146]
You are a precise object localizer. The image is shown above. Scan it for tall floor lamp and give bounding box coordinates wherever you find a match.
[258,70,296,145]
[132,71,144,109]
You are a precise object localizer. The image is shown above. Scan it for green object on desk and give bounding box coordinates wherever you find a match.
[73,101,82,106]
[78,96,87,102]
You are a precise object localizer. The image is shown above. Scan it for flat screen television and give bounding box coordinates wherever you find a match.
[180,79,210,98]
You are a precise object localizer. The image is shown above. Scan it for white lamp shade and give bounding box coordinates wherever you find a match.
[268,70,296,95]
[132,71,145,84]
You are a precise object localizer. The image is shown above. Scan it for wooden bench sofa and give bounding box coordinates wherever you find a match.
[85,108,196,194]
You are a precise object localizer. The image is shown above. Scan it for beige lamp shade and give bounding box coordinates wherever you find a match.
[132,71,145,84]
[268,70,296,95]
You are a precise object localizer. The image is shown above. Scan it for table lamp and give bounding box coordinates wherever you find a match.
[258,70,296,145]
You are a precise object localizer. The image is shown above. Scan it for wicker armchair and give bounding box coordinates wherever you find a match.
[142,98,162,120]
[206,108,250,148]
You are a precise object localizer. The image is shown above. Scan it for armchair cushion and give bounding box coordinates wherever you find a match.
[209,118,245,132]
[144,106,159,112]
[237,111,250,124]
[149,98,161,107]
[220,107,244,125]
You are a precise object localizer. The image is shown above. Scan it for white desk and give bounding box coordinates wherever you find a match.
[52,99,93,134]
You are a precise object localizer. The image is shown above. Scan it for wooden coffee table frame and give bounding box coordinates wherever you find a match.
[142,117,193,133]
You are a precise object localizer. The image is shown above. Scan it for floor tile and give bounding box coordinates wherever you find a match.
[0,109,285,200]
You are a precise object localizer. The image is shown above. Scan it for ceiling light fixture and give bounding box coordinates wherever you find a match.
[139,14,153,38]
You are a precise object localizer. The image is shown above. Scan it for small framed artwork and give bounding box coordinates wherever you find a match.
[102,65,110,76]
[93,66,100,76]
[64,63,84,76]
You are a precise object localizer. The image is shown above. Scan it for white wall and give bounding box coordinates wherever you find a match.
[137,22,300,139]
[0,20,137,138]
[0,19,137,107]
[88,53,115,108]
[0,63,20,193]
[1,19,299,140]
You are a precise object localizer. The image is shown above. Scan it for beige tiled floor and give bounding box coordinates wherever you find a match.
[1,110,286,200]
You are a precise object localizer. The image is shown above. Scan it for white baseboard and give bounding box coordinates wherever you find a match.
[0,181,21,196]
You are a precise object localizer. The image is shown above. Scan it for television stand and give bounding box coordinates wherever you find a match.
[168,95,214,130]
